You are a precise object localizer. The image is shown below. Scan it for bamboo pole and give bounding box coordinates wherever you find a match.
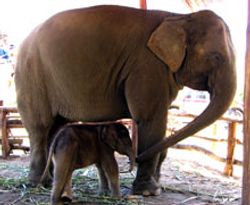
[242,0,250,204]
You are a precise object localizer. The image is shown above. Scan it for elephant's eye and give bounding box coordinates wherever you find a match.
[208,52,224,67]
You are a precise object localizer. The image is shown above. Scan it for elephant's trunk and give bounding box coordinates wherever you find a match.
[137,67,236,162]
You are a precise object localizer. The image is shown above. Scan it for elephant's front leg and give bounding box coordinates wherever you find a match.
[132,120,166,196]
[124,68,169,196]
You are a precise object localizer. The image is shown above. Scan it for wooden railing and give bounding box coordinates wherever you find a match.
[0,109,137,159]
[168,111,243,176]
[0,106,243,177]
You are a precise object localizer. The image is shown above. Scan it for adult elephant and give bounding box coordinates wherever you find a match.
[14,5,236,196]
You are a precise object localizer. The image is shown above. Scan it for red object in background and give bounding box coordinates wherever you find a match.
[140,0,147,9]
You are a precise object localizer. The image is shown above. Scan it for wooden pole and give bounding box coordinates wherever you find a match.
[224,121,237,176]
[140,0,147,9]
[242,0,250,204]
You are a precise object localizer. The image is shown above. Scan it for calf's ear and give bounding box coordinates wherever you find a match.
[100,125,117,150]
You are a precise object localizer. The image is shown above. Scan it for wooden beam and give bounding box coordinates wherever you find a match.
[242,0,250,204]
[224,121,237,176]
[140,0,147,9]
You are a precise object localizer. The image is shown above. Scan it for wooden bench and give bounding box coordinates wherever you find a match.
[0,106,29,158]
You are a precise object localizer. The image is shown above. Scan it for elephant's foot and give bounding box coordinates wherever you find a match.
[132,177,161,196]
[51,199,64,205]
[98,188,110,196]
[28,174,42,187]
[29,157,49,186]
[61,195,72,203]
[62,190,73,202]
[28,172,52,187]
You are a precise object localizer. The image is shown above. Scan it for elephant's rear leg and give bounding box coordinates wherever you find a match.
[28,126,51,186]
[51,148,75,204]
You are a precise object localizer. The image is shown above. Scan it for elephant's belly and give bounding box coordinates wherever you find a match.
[57,100,130,123]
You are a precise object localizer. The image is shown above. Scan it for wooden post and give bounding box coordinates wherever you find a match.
[224,121,237,176]
[242,0,250,204]
[0,109,11,158]
[140,0,147,9]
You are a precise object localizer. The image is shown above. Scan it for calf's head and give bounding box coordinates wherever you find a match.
[101,123,135,171]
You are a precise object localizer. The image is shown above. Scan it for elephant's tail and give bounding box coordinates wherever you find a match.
[39,131,60,186]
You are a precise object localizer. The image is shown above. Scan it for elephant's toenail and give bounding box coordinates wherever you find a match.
[142,190,151,196]
[154,188,161,196]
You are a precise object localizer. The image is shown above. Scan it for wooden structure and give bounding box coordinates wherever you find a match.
[169,112,242,176]
[242,0,250,204]
[0,106,241,177]
[0,109,137,159]
[0,106,29,158]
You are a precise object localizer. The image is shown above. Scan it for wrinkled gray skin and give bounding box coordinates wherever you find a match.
[15,5,236,196]
[41,123,134,205]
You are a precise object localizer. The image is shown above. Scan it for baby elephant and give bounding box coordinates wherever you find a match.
[41,122,135,205]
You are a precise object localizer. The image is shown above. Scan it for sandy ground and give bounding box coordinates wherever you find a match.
[0,147,242,205]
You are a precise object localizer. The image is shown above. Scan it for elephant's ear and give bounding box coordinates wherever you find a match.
[147,19,186,72]
[101,125,117,150]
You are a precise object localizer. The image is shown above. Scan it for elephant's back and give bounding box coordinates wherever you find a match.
[14,5,172,122]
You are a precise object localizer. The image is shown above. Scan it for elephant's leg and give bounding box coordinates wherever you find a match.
[51,167,66,205]
[124,69,168,196]
[96,163,109,195]
[28,126,50,186]
[132,120,165,196]
[51,151,74,205]
[61,174,73,202]
[17,99,54,186]
[101,156,120,197]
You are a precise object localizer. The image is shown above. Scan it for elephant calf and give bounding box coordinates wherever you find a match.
[41,122,135,205]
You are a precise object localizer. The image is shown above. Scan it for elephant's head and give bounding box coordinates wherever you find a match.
[101,123,135,171]
[138,10,236,161]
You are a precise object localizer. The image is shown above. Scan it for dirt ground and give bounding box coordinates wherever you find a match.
[0,147,242,205]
